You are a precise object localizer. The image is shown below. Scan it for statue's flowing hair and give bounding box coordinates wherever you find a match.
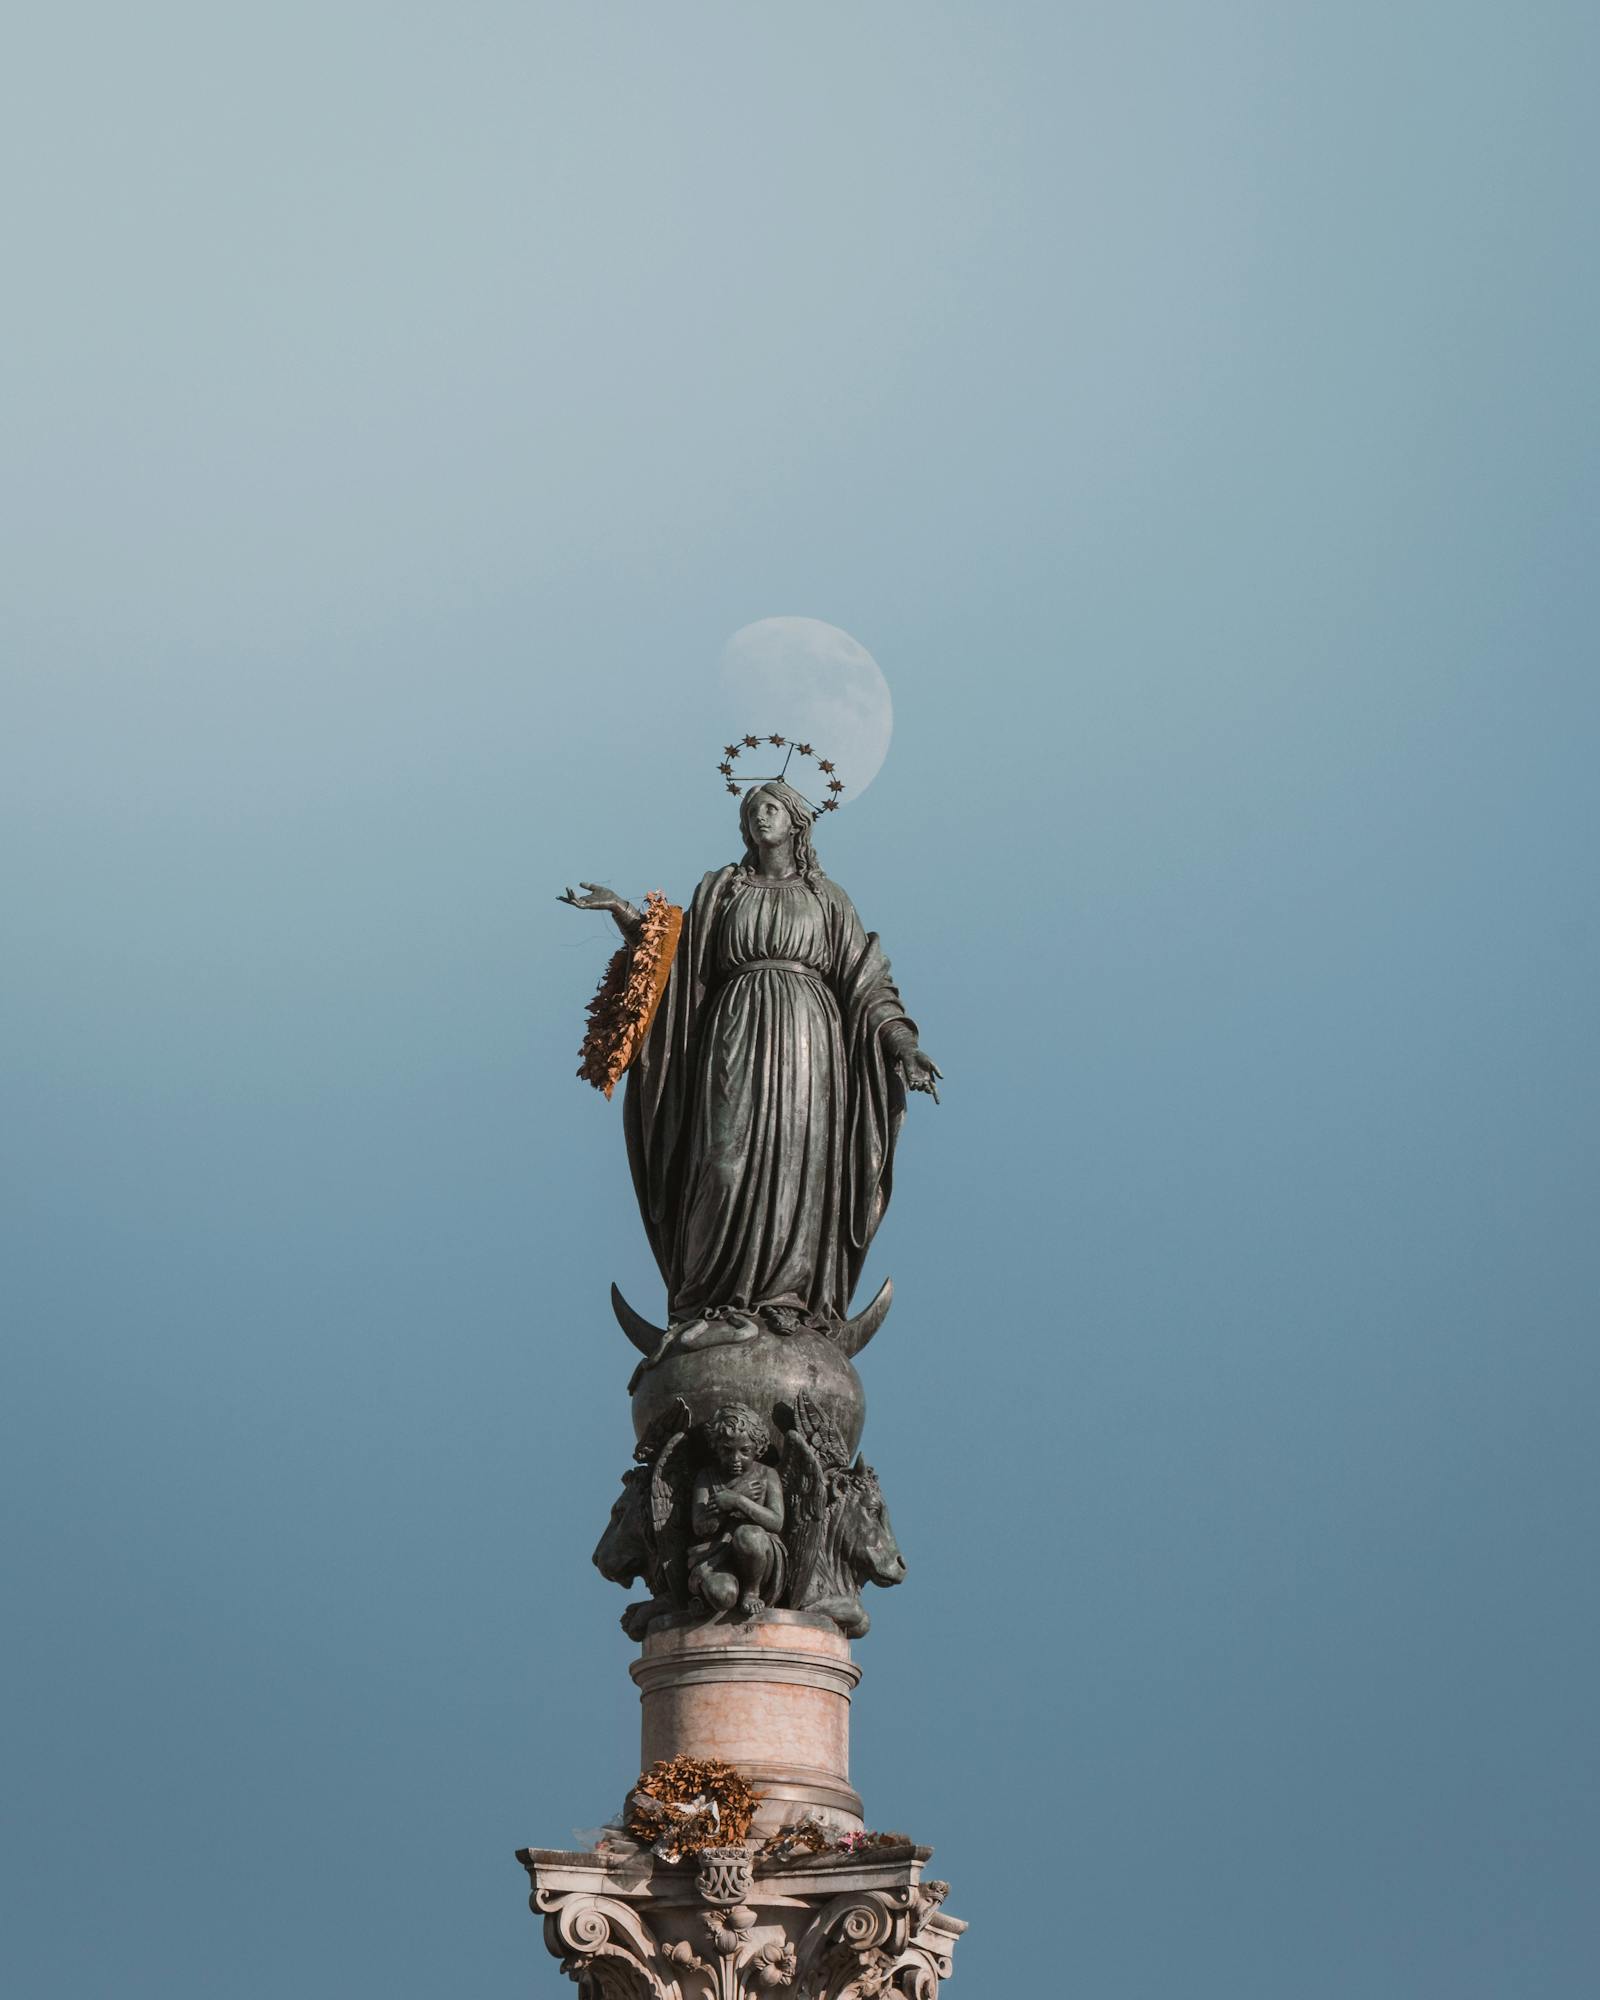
[738,781,824,888]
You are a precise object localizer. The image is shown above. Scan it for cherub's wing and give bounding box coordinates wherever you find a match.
[792,1389,850,1473]
[650,1425,692,1534]
[636,1394,692,1466]
[781,1425,827,1523]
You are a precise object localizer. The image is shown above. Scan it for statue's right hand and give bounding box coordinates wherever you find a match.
[559,882,644,941]
[559,881,624,913]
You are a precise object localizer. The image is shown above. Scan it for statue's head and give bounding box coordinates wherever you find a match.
[705,1401,771,1474]
[738,782,821,883]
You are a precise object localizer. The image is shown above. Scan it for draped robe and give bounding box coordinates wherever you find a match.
[623,867,913,1323]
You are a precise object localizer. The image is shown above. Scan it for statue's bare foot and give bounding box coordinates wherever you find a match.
[738,1594,765,1621]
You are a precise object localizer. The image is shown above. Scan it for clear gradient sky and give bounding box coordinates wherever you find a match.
[3,6,1597,1997]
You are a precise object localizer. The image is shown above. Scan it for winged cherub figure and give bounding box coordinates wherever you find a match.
[687,1404,786,1622]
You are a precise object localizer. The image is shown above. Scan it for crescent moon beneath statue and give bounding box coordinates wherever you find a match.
[718,617,893,801]
[834,1277,894,1357]
[609,1278,894,1359]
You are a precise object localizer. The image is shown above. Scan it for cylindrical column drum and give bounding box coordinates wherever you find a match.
[630,1611,864,1834]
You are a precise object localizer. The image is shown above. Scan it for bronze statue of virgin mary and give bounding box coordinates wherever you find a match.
[562,778,940,1343]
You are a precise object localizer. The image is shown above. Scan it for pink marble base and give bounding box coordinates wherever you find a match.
[631,1612,864,1833]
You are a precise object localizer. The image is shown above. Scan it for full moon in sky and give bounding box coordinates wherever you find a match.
[718,617,893,803]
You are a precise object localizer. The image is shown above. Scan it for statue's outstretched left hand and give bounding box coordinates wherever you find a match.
[900,1049,943,1104]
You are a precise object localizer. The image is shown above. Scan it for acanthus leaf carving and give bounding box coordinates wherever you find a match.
[525,1857,961,2000]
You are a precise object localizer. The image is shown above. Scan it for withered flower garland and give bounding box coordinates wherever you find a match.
[758,1822,914,1864]
[577,891,683,1099]
[626,1755,761,1859]
[756,1818,833,1861]
[833,1830,912,1855]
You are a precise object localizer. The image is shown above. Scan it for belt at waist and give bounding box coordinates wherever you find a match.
[726,957,823,979]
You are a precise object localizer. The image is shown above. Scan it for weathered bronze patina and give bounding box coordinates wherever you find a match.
[562,779,939,1639]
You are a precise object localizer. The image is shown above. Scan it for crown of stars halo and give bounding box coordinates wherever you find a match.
[715,733,846,811]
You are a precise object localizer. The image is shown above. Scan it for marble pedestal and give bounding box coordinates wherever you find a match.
[633,1613,863,1835]
[519,1612,966,1998]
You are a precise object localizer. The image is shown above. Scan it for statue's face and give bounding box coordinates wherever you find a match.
[715,1438,753,1476]
[748,792,792,850]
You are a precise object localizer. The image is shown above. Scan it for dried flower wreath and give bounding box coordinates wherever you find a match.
[626,1755,762,1860]
[576,890,683,1098]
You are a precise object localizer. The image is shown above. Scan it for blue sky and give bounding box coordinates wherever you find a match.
[3,5,1597,1995]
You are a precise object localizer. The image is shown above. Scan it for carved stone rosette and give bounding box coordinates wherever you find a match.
[519,1845,965,2000]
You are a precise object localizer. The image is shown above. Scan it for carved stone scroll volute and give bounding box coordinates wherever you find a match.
[793,1882,964,2000]
[536,1887,680,2000]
